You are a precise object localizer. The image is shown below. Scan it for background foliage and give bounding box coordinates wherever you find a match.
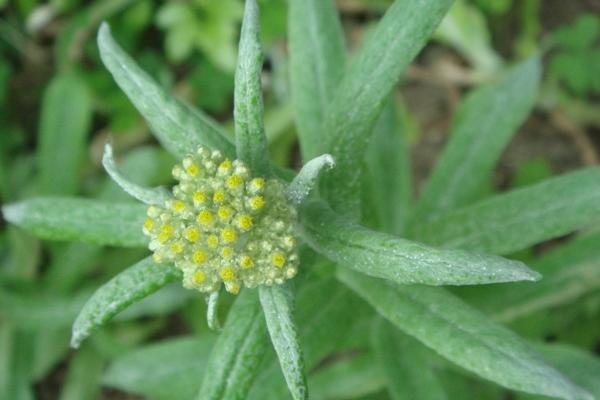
[1,0,600,399]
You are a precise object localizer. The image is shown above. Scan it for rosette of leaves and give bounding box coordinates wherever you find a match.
[4,1,600,399]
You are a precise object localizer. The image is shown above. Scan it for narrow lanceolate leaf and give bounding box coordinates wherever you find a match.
[364,98,413,235]
[300,200,539,286]
[71,257,180,348]
[259,284,307,400]
[412,167,600,255]
[533,342,600,399]
[199,289,267,400]
[322,0,453,216]
[234,0,270,176]
[286,154,335,206]
[37,73,92,196]
[412,57,541,222]
[288,0,345,160]
[102,143,171,205]
[2,197,147,247]
[103,336,216,400]
[97,23,235,159]
[338,269,592,400]
[462,230,600,322]
[372,318,447,400]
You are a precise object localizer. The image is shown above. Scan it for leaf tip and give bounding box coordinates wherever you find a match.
[1,201,25,225]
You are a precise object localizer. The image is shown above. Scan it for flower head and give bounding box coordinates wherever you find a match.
[143,146,299,294]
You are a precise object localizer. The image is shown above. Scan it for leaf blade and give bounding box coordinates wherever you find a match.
[234,0,270,176]
[198,289,267,400]
[288,0,345,160]
[412,57,541,221]
[2,197,147,247]
[259,284,308,400]
[412,167,600,254]
[300,200,539,286]
[70,256,181,348]
[338,269,592,400]
[97,23,235,159]
[322,0,453,215]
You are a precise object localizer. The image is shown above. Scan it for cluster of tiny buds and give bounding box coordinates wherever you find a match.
[143,146,299,295]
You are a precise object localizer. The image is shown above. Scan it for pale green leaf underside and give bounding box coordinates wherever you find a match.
[413,167,600,255]
[102,142,171,205]
[338,269,592,400]
[372,318,447,400]
[412,56,541,221]
[300,200,539,286]
[98,23,235,160]
[206,291,221,332]
[259,284,308,400]
[288,0,346,160]
[198,289,267,400]
[71,256,181,348]
[323,0,453,215]
[234,0,270,176]
[286,154,335,206]
[2,197,147,247]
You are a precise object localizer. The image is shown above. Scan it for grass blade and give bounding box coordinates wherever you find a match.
[102,143,171,205]
[412,167,600,255]
[338,269,592,400]
[412,57,541,222]
[2,197,147,247]
[97,23,235,159]
[372,318,447,400]
[259,284,308,400]
[37,73,92,196]
[288,0,345,160]
[300,200,539,286]
[234,0,270,176]
[322,0,453,215]
[198,289,267,400]
[70,256,181,348]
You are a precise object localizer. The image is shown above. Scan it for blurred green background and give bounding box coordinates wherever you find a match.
[1,0,600,399]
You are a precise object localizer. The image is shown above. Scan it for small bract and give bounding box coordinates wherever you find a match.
[143,146,298,294]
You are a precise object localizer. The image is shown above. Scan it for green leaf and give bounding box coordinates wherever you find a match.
[247,275,372,400]
[103,336,216,400]
[309,353,386,400]
[37,73,92,196]
[372,318,447,400]
[338,269,592,400]
[234,0,270,176]
[2,197,147,247]
[59,345,104,400]
[412,167,600,255]
[259,284,308,400]
[198,289,267,400]
[364,98,413,235]
[411,57,540,222]
[286,154,335,206]
[288,0,346,160]
[70,257,181,348]
[97,23,235,159]
[533,342,600,399]
[322,0,453,215]
[461,230,600,322]
[300,200,539,286]
[102,142,171,205]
